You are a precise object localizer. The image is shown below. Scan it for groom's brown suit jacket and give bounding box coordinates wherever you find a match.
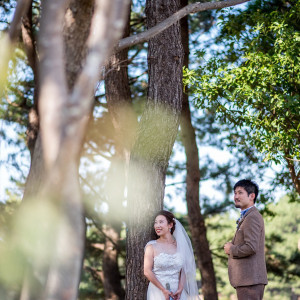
[228,206,268,288]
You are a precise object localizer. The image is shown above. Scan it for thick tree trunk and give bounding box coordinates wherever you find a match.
[40,1,97,299]
[37,0,85,298]
[180,2,218,299]
[63,0,95,91]
[18,0,130,299]
[180,91,219,299]
[20,2,95,299]
[126,0,184,299]
[102,225,125,300]
[102,10,132,299]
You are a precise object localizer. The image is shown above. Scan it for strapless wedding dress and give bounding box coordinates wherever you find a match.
[146,240,188,300]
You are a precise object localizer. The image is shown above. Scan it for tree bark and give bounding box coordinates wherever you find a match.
[102,225,125,300]
[20,1,96,298]
[21,0,39,157]
[17,0,131,299]
[179,2,218,299]
[126,0,184,299]
[117,0,250,52]
[21,0,42,201]
[285,156,300,195]
[63,0,95,91]
[102,8,133,299]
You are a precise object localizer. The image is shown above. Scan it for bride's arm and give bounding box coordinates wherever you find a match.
[173,269,185,300]
[144,245,173,300]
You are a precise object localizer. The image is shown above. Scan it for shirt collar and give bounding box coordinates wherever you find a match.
[241,205,254,216]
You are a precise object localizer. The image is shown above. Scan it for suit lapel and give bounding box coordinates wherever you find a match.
[233,207,256,242]
[238,206,255,227]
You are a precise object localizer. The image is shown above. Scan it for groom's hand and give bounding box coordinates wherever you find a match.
[224,242,232,255]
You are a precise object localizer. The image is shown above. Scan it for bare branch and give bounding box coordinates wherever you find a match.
[21,4,38,80]
[9,0,32,41]
[6,93,29,109]
[165,180,186,186]
[285,157,300,162]
[91,243,105,251]
[84,265,103,283]
[117,0,250,51]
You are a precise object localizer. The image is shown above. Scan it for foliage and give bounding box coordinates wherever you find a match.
[78,222,106,300]
[1,0,299,298]
[184,2,300,165]
[0,197,20,242]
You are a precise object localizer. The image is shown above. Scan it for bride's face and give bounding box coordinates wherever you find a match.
[154,215,172,236]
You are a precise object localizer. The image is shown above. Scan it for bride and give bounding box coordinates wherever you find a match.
[144,210,200,300]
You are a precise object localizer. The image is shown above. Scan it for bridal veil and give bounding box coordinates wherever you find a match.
[173,219,200,300]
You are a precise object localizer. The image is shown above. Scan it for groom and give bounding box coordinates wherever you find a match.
[224,179,268,300]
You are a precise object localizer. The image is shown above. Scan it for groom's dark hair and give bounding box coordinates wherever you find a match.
[234,179,259,203]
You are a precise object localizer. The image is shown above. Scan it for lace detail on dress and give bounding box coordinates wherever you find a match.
[146,240,185,295]
[153,252,183,287]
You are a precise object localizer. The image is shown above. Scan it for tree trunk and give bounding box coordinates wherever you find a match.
[126,0,184,299]
[180,2,218,299]
[285,155,300,196]
[21,0,41,203]
[102,225,125,300]
[20,3,45,298]
[102,9,132,299]
[63,0,95,91]
[17,0,131,299]
[20,1,95,299]
[21,0,39,157]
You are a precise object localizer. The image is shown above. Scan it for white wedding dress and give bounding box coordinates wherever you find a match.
[146,240,188,300]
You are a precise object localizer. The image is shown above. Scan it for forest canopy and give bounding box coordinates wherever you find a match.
[0,0,299,299]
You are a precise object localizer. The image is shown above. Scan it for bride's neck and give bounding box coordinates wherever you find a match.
[158,234,174,244]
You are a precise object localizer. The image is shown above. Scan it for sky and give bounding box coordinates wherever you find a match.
[0,121,27,201]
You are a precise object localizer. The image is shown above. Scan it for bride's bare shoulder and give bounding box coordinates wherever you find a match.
[145,240,157,248]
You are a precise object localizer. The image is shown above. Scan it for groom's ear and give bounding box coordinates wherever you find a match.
[249,192,255,203]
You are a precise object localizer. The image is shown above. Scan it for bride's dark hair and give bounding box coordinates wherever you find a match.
[153,210,176,236]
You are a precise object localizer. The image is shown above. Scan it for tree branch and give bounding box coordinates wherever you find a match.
[285,157,300,162]
[21,1,38,80]
[83,265,103,283]
[285,153,300,195]
[6,93,29,109]
[9,0,32,42]
[117,0,250,51]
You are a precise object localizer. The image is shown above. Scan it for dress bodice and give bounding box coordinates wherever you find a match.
[146,240,184,291]
[153,252,183,287]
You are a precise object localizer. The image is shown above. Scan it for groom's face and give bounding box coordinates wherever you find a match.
[234,186,255,210]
